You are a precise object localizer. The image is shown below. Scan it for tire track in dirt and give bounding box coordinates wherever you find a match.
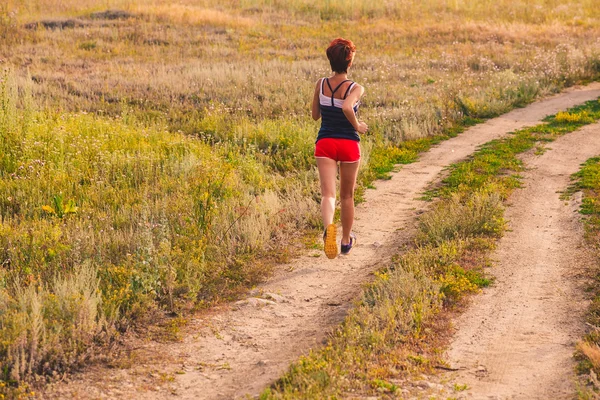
[442,121,600,399]
[42,84,600,399]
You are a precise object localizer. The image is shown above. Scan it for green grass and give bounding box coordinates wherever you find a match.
[572,157,600,217]
[260,99,600,399]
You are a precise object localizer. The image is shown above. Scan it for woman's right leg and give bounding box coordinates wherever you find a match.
[339,161,360,245]
[316,157,338,226]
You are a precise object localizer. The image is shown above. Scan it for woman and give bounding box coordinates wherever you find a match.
[312,38,368,259]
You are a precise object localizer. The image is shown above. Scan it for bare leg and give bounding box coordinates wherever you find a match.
[316,158,338,227]
[339,161,360,245]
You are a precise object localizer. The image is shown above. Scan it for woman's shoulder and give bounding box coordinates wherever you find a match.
[314,77,326,90]
[347,81,364,94]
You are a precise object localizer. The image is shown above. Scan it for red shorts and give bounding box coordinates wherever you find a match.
[314,138,361,163]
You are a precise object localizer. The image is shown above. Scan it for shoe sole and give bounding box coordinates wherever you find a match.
[324,224,338,259]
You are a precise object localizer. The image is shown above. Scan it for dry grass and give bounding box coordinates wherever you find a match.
[580,342,600,370]
[132,4,256,27]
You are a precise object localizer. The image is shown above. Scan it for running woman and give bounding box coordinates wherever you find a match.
[312,38,368,259]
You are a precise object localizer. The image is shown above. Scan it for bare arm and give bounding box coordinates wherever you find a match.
[342,84,368,134]
[311,78,322,121]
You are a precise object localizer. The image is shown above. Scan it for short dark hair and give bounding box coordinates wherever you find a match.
[326,38,356,73]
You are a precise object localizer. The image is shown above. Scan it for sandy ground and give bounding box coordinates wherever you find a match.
[440,120,600,400]
[42,83,600,399]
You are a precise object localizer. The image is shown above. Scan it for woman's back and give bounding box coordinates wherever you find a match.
[317,77,360,142]
[321,78,354,100]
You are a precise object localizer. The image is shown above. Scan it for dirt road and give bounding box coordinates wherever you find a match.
[442,121,600,399]
[43,83,600,399]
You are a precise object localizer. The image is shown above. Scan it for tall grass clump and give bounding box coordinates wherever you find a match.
[0,4,18,46]
[0,71,21,176]
[1,263,105,382]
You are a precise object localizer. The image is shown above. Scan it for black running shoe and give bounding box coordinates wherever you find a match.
[340,233,356,255]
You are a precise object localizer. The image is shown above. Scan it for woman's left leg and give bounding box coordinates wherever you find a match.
[317,157,339,259]
[339,161,360,245]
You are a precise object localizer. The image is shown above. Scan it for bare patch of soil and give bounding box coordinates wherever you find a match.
[24,10,134,30]
[24,19,88,30]
[89,10,134,20]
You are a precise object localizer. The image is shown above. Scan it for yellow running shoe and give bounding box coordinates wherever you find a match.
[323,223,338,259]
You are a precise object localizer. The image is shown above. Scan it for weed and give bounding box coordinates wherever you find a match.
[370,378,397,393]
[454,383,469,391]
[417,192,505,245]
[42,194,78,218]
[534,145,547,155]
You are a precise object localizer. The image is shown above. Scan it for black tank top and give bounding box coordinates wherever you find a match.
[316,78,360,143]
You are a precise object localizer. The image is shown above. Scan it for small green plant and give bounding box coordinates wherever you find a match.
[534,145,547,155]
[454,383,469,391]
[370,378,397,393]
[439,265,480,303]
[78,41,97,51]
[407,354,427,365]
[42,194,78,218]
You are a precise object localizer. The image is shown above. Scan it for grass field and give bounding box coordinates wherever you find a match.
[1,0,600,391]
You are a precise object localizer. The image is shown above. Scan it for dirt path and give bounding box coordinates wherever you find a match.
[442,121,600,399]
[42,84,600,400]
